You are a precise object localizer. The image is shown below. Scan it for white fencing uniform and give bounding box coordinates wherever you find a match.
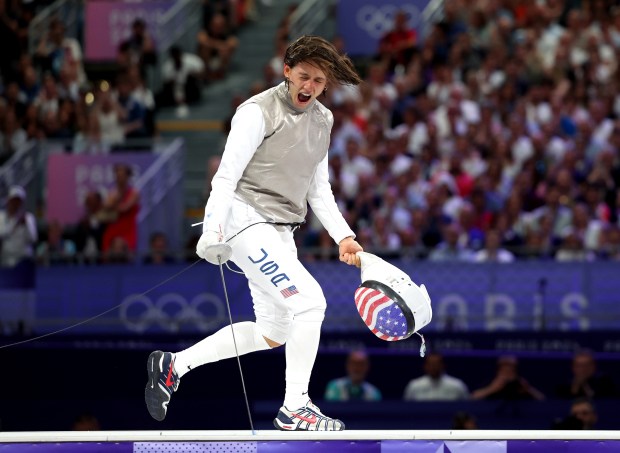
[175,82,354,410]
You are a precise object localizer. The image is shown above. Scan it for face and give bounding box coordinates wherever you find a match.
[424,354,444,379]
[346,352,369,384]
[283,61,327,109]
[572,354,595,380]
[571,402,597,428]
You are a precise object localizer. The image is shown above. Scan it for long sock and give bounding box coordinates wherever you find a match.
[283,319,322,410]
[174,321,270,378]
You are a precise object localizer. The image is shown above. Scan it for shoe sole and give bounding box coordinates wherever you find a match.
[272,415,345,431]
[145,351,167,421]
[273,418,293,430]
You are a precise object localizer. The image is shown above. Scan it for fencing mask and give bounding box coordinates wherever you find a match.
[354,252,432,355]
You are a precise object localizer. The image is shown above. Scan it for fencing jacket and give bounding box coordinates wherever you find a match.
[204,82,354,244]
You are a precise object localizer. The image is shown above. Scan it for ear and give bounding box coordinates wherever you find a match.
[283,64,291,79]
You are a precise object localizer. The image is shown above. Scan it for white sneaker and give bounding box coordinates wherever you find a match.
[273,399,345,431]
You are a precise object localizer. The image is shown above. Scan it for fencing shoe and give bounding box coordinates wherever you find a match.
[273,400,345,431]
[145,350,179,421]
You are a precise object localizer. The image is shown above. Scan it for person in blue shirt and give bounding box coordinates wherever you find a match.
[324,350,382,401]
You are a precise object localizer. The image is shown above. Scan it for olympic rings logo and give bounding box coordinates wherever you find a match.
[355,4,422,39]
[119,292,226,333]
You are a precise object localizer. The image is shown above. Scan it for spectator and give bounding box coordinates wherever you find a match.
[117,18,157,71]
[143,232,175,265]
[159,46,205,118]
[473,229,515,262]
[202,0,237,34]
[403,352,470,401]
[452,411,478,429]
[101,163,140,257]
[34,18,86,86]
[428,222,474,262]
[72,412,101,431]
[471,355,545,401]
[36,220,76,265]
[91,86,124,149]
[197,12,239,81]
[0,185,37,267]
[3,81,27,119]
[552,398,598,430]
[115,74,147,139]
[0,0,22,83]
[103,236,132,264]
[33,72,60,121]
[377,9,417,75]
[556,350,617,399]
[324,350,382,402]
[71,190,106,262]
[126,64,155,135]
[0,107,28,165]
[19,63,40,105]
[72,109,109,155]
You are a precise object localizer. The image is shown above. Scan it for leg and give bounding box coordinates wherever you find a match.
[229,223,326,410]
[229,223,343,430]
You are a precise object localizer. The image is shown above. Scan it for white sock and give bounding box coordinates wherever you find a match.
[174,321,270,378]
[283,319,322,410]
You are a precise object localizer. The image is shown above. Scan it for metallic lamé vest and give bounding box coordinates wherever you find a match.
[235,82,333,223]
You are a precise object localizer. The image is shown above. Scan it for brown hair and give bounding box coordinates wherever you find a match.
[284,35,362,86]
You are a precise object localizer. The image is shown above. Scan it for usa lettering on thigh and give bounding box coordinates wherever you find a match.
[354,252,432,356]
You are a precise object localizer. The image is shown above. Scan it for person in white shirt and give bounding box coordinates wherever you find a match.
[474,229,516,263]
[160,46,205,118]
[403,352,470,401]
[145,35,363,431]
[0,186,37,268]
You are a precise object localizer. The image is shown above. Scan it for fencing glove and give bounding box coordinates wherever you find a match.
[196,229,232,265]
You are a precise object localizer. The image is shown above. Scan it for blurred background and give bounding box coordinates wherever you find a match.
[1,0,620,433]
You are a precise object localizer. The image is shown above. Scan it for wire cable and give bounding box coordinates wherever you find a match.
[0,259,204,350]
[217,254,255,435]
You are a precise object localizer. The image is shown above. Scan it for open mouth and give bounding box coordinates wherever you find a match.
[297,92,311,103]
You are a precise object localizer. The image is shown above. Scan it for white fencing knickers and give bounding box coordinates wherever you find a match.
[226,197,327,343]
[227,197,326,409]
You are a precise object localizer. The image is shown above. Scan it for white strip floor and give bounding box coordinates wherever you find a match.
[1,430,619,443]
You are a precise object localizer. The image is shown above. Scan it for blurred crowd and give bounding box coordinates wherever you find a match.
[4,0,620,265]
[295,0,620,262]
[323,348,616,430]
[0,0,259,266]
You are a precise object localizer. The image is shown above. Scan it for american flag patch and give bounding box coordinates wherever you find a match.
[354,286,409,341]
[280,285,299,298]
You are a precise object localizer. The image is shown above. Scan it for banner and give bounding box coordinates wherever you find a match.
[31,260,620,334]
[336,0,431,56]
[84,0,174,61]
[46,153,156,225]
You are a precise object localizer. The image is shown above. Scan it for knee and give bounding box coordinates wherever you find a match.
[263,336,284,348]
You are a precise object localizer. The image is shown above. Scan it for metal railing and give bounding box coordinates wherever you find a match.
[289,0,336,39]
[134,138,186,254]
[421,0,445,38]
[149,0,204,94]
[0,141,41,210]
[28,0,83,56]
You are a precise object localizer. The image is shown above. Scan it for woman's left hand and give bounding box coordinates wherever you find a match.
[339,236,363,267]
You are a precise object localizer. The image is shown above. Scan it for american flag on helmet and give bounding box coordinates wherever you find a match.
[354,281,415,341]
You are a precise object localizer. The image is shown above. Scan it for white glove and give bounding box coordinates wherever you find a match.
[196,230,232,265]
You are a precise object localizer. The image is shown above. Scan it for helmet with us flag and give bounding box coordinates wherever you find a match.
[354,252,432,352]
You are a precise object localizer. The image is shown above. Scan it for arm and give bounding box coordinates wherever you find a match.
[471,376,508,400]
[116,189,139,214]
[203,103,265,233]
[307,155,362,265]
[24,212,38,244]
